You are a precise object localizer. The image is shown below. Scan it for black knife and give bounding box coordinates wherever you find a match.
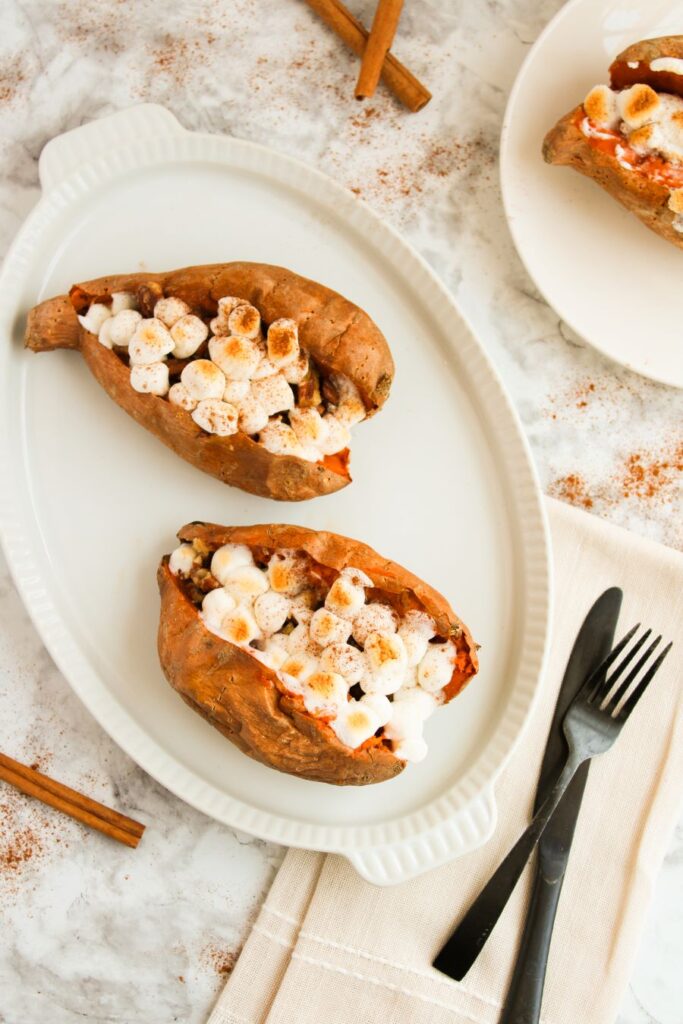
[433,587,623,987]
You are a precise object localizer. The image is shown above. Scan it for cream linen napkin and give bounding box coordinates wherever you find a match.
[209,499,683,1024]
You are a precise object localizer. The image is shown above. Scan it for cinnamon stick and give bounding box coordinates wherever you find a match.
[356,0,405,100]
[0,751,145,849]
[303,0,431,112]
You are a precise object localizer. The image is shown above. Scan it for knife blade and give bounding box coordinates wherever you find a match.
[434,586,623,981]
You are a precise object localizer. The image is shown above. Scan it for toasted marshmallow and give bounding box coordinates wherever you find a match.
[154,296,190,327]
[330,699,382,749]
[384,702,427,745]
[289,590,317,623]
[402,609,437,636]
[289,408,329,448]
[286,622,312,653]
[238,397,269,435]
[211,543,254,584]
[130,362,170,396]
[222,564,269,604]
[111,292,137,314]
[192,399,238,436]
[210,316,230,337]
[129,318,174,365]
[267,551,310,596]
[418,640,456,693]
[78,303,112,335]
[325,576,365,620]
[392,735,428,763]
[259,420,304,457]
[309,608,352,647]
[669,188,683,214]
[228,303,261,339]
[254,591,290,635]
[280,652,319,686]
[398,612,437,668]
[221,606,260,646]
[359,692,392,726]
[630,98,683,160]
[251,355,280,380]
[301,671,348,716]
[251,375,295,416]
[650,57,683,75]
[267,318,300,368]
[171,314,209,358]
[330,374,366,426]
[201,587,237,632]
[317,415,351,457]
[168,382,198,411]
[253,635,290,671]
[352,602,398,646]
[617,83,660,128]
[169,543,200,576]
[98,318,116,349]
[583,85,619,129]
[392,686,439,719]
[223,379,251,404]
[319,642,366,684]
[181,359,226,400]
[362,631,407,695]
[109,309,142,348]
[217,296,244,318]
[283,350,310,384]
[209,335,261,380]
[341,566,373,589]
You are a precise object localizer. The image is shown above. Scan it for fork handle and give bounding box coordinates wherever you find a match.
[433,752,583,980]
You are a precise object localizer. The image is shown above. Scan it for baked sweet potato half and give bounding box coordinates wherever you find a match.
[543,36,683,249]
[158,523,479,786]
[24,263,394,500]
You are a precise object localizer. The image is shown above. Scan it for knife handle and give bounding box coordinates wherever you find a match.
[499,866,564,1024]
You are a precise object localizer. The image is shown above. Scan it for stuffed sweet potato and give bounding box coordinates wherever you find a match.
[24,263,394,500]
[543,36,683,249]
[157,523,479,786]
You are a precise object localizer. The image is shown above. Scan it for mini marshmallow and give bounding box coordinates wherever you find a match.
[217,296,244,318]
[78,303,112,335]
[295,445,324,464]
[300,671,348,717]
[168,382,198,411]
[392,686,439,719]
[223,379,251,404]
[341,566,373,589]
[583,85,620,129]
[201,587,237,632]
[128,318,174,365]
[251,355,280,380]
[209,335,261,380]
[289,590,317,623]
[267,318,300,368]
[617,83,660,128]
[169,543,199,576]
[222,565,269,604]
[669,189,683,214]
[402,609,437,636]
[283,350,310,384]
[398,609,437,668]
[629,99,683,161]
[110,292,137,314]
[384,702,426,744]
[251,375,295,416]
[254,591,290,635]
[309,608,352,647]
[130,362,170,396]
[109,309,142,348]
[330,700,382,749]
[418,640,457,693]
[171,314,209,359]
[280,652,319,685]
[289,408,329,449]
[259,420,304,458]
[325,576,365,620]
[286,622,312,653]
[211,543,254,584]
[181,359,226,400]
[191,399,238,436]
[319,642,366,685]
[154,296,190,327]
[210,317,230,337]
[238,397,269,435]
[352,602,398,646]
[317,415,351,457]
[228,303,261,339]
[360,692,393,726]
[221,606,260,647]
[267,551,311,595]
[392,735,428,763]
[98,318,116,349]
[362,631,407,695]
[330,374,366,426]
[253,636,290,671]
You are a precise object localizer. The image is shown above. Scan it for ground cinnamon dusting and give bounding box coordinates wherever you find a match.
[201,942,240,978]
[549,474,594,509]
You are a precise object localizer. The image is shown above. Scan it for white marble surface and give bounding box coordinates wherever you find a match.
[0,1,681,1022]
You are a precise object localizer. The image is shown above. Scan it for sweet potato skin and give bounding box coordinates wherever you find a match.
[24,263,395,500]
[157,523,479,786]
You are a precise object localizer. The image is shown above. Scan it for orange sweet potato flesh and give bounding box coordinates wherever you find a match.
[157,522,479,786]
[24,263,394,501]
[543,36,683,251]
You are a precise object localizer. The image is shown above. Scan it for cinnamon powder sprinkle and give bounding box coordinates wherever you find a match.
[200,943,239,978]
[549,473,594,509]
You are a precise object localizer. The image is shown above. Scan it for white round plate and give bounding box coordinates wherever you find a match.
[0,105,550,885]
[501,0,683,389]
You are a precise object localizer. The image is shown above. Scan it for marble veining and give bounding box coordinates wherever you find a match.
[0,1,681,1022]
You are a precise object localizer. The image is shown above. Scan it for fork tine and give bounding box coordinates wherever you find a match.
[606,635,660,712]
[593,628,652,705]
[619,641,672,721]
[581,623,640,701]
